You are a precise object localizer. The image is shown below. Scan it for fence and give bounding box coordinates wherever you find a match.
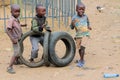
[0,0,81,31]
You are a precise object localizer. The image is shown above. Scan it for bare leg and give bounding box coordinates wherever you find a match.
[7,56,16,74]
[79,46,85,61]
[9,56,17,67]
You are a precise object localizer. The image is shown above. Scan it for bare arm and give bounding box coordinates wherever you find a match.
[87,17,92,30]
[44,20,51,32]
[70,20,76,29]
[6,28,17,44]
[20,24,27,27]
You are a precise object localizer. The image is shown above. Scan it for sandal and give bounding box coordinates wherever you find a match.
[7,67,16,74]
[76,60,85,67]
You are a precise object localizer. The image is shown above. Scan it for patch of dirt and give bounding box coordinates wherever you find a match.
[0,0,120,80]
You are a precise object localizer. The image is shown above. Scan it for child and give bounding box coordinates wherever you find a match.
[70,2,92,67]
[29,4,51,62]
[6,4,26,74]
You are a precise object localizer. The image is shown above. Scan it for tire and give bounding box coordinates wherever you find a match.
[43,31,51,66]
[19,31,44,68]
[49,31,76,67]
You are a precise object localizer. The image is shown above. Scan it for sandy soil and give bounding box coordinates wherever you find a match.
[0,0,120,80]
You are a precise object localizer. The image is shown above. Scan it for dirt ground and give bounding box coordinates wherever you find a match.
[0,0,120,80]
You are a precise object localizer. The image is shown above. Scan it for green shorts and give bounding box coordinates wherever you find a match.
[75,31,90,38]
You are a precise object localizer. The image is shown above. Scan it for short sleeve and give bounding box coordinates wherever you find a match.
[7,19,13,29]
[71,15,77,21]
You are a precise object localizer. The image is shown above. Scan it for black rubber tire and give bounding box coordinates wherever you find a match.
[19,31,44,68]
[49,31,76,67]
[43,31,51,66]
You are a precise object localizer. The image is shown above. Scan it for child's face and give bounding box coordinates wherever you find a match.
[37,7,46,16]
[11,8,20,18]
[76,6,85,16]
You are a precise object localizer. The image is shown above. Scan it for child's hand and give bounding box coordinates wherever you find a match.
[38,24,45,31]
[21,24,27,27]
[88,27,92,30]
[12,39,18,44]
[74,37,76,40]
[71,21,75,27]
[39,26,43,31]
[71,19,79,27]
[41,24,46,28]
[24,24,27,26]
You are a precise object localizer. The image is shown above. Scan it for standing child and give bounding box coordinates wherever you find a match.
[70,2,92,67]
[29,4,51,62]
[6,4,26,74]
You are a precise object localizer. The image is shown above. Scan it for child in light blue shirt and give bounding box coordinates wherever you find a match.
[70,2,92,67]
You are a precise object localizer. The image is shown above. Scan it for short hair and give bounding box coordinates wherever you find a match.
[36,4,43,10]
[11,4,20,10]
[76,2,86,9]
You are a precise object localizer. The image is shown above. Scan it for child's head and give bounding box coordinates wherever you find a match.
[36,4,46,16]
[76,2,85,16]
[11,4,20,18]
